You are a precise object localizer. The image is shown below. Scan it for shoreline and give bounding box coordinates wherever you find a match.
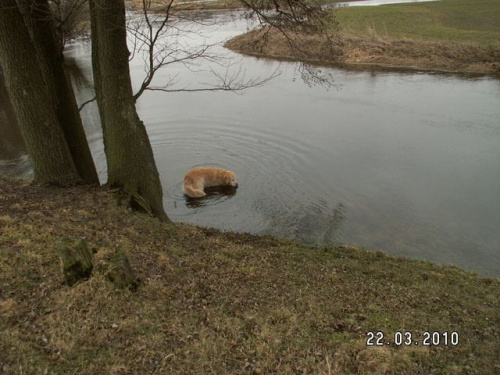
[225,47,497,78]
[224,28,500,76]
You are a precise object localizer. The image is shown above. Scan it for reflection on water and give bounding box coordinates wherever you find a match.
[0,155,32,179]
[184,186,238,209]
[65,55,94,93]
[1,12,499,277]
[290,200,346,246]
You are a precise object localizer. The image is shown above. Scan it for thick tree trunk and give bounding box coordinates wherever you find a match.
[89,0,169,221]
[17,0,99,184]
[0,69,26,159]
[0,0,81,185]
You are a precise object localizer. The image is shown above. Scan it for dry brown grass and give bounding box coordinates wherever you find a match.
[224,28,500,75]
[1,178,499,374]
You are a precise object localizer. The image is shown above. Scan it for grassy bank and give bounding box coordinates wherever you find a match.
[1,178,499,374]
[225,0,500,75]
[336,0,500,47]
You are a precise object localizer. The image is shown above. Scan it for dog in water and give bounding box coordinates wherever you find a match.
[183,167,238,198]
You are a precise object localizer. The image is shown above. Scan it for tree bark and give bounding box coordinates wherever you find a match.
[106,250,139,290]
[89,0,169,221]
[0,0,81,185]
[17,0,99,184]
[0,68,26,159]
[56,237,94,286]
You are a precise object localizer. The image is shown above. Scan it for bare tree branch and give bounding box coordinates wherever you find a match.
[78,95,96,111]
[145,65,281,94]
[132,0,174,99]
[48,0,90,48]
[127,0,282,100]
[236,0,338,87]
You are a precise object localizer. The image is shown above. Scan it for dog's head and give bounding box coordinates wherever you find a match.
[224,170,238,187]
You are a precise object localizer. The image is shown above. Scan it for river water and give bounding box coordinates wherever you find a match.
[1,12,499,277]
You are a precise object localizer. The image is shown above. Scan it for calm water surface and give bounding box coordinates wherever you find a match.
[1,12,499,276]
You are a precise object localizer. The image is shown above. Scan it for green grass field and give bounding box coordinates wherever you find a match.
[335,0,500,47]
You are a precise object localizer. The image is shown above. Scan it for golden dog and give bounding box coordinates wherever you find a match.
[183,167,238,198]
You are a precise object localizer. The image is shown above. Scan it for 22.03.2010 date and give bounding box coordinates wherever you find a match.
[366,331,459,347]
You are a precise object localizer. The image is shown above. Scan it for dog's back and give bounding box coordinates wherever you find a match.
[183,167,237,198]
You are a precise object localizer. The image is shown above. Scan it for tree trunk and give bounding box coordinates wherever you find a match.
[0,68,26,159]
[0,0,81,185]
[106,250,139,290]
[17,0,99,184]
[89,0,169,221]
[56,237,94,286]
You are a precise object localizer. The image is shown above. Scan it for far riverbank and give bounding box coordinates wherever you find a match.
[225,0,500,75]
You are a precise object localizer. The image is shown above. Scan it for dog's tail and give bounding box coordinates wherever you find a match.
[183,185,206,198]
